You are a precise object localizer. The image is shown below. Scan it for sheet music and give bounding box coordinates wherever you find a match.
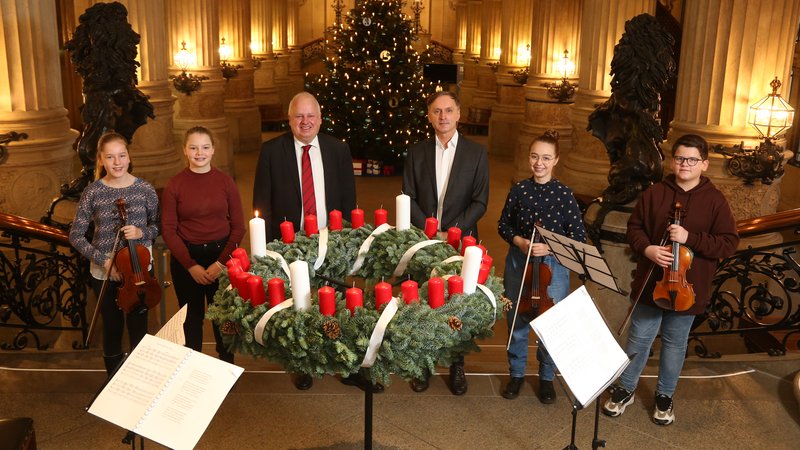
[531,286,630,407]
[88,334,244,450]
[155,304,188,345]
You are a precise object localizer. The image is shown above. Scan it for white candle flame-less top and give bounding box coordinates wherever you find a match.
[289,260,311,311]
[395,193,411,231]
[461,246,483,294]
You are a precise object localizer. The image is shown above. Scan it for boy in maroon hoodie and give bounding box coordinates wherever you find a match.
[602,134,739,425]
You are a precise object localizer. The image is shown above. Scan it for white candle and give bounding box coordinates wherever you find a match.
[289,260,311,311]
[396,193,411,231]
[461,246,483,294]
[250,211,267,258]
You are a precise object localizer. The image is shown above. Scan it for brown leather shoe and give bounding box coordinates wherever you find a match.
[449,363,467,395]
[294,373,313,390]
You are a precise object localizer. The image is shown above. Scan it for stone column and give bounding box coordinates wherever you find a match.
[251,0,279,109]
[488,0,533,158]
[286,0,305,95]
[470,0,501,129]
[458,0,482,110]
[669,0,800,223]
[514,0,581,181]
[220,0,262,153]
[118,0,183,188]
[166,0,234,175]
[0,0,79,219]
[452,0,467,64]
[559,0,653,198]
[272,0,293,111]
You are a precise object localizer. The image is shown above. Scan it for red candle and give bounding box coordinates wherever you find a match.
[401,279,419,304]
[351,208,365,229]
[234,271,252,298]
[478,263,491,284]
[329,209,343,231]
[482,252,493,267]
[225,258,241,270]
[461,235,477,255]
[318,286,336,316]
[476,244,487,255]
[424,217,438,239]
[427,277,445,308]
[267,277,285,308]
[447,227,462,249]
[246,275,267,307]
[346,286,364,316]
[280,220,295,243]
[375,281,392,310]
[448,275,464,298]
[227,265,243,290]
[304,214,319,236]
[231,247,250,272]
[374,207,388,226]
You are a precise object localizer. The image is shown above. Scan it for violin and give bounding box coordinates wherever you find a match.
[519,222,554,318]
[113,198,161,314]
[652,202,696,312]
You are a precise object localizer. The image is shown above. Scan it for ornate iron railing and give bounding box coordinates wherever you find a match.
[302,38,327,64]
[690,208,800,357]
[0,212,89,350]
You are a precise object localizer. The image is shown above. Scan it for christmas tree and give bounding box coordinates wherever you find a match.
[306,0,437,167]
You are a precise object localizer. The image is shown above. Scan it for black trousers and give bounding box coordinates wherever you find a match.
[90,276,148,357]
[170,238,233,362]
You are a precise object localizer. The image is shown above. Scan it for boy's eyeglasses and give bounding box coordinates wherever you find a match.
[673,156,703,166]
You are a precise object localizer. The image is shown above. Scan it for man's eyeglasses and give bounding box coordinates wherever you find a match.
[673,156,703,166]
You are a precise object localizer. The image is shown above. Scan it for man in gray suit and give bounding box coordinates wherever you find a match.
[402,91,490,395]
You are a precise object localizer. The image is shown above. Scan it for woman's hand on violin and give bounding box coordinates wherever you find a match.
[513,236,531,254]
[530,242,550,257]
[120,225,144,241]
[667,224,689,244]
[188,265,214,285]
[645,244,673,268]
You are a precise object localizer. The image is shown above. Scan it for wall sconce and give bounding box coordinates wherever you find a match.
[219,38,243,80]
[509,44,531,85]
[0,131,28,165]
[411,0,425,34]
[169,41,208,95]
[715,77,795,184]
[541,49,577,102]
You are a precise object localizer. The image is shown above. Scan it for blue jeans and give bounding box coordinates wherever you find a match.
[504,246,569,380]
[618,303,695,397]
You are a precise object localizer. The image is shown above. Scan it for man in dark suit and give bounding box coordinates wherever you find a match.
[255,92,375,392]
[402,91,490,395]
[253,92,356,243]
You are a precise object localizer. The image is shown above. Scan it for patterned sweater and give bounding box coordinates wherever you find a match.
[498,178,586,245]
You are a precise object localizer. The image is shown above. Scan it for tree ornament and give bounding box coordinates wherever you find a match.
[362,17,372,26]
[500,295,513,314]
[388,97,399,108]
[323,320,342,340]
[380,50,392,61]
[220,321,241,335]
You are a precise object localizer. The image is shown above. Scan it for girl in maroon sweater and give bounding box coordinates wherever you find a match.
[161,127,245,362]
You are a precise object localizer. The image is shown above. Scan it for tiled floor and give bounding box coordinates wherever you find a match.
[2,134,799,449]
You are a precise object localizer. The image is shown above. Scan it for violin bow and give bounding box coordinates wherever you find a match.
[506,227,538,351]
[84,228,123,349]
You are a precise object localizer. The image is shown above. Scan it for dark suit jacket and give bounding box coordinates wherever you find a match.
[402,134,489,239]
[253,132,356,241]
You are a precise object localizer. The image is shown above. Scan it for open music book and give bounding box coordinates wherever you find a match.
[87,333,244,450]
[531,286,630,407]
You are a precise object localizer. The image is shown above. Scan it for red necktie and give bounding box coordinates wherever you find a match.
[301,145,317,216]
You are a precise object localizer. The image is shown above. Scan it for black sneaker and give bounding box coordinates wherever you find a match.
[502,377,525,399]
[602,385,634,417]
[538,379,556,404]
[652,393,675,425]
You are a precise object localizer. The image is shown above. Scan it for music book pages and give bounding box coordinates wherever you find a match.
[531,286,630,407]
[88,334,244,450]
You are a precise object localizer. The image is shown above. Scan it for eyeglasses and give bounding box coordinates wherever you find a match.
[530,154,556,164]
[673,156,703,166]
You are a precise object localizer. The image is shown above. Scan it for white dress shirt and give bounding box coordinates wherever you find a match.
[294,136,328,229]
[434,131,459,230]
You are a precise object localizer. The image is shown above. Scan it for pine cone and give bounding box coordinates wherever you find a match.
[323,319,341,340]
[448,316,462,331]
[220,321,240,335]
[500,295,513,314]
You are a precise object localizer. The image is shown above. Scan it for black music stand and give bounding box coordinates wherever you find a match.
[532,227,626,449]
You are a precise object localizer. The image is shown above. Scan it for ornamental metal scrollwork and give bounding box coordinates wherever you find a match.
[0,131,28,166]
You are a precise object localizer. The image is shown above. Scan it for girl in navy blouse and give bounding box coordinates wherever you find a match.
[497,130,586,403]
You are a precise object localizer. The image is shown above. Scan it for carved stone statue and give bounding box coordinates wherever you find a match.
[60,1,154,199]
[587,13,676,206]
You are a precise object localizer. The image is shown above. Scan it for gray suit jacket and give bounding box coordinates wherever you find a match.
[402,134,489,239]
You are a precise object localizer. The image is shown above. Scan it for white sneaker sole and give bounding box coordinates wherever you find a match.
[653,408,675,425]
[602,393,635,417]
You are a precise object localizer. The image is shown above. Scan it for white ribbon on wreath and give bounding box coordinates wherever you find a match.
[314,227,329,270]
[263,249,291,277]
[361,297,400,367]
[392,239,448,277]
[349,223,393,275]
[253,298,294,346]
[440,273,497,325]
[430,255,464,277]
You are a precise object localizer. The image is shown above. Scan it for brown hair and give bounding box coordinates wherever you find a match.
[183,126,215,147]
[426,91,460,109]
[95,132,132,180]
[671,134,708,160]
[530,129,560,157]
